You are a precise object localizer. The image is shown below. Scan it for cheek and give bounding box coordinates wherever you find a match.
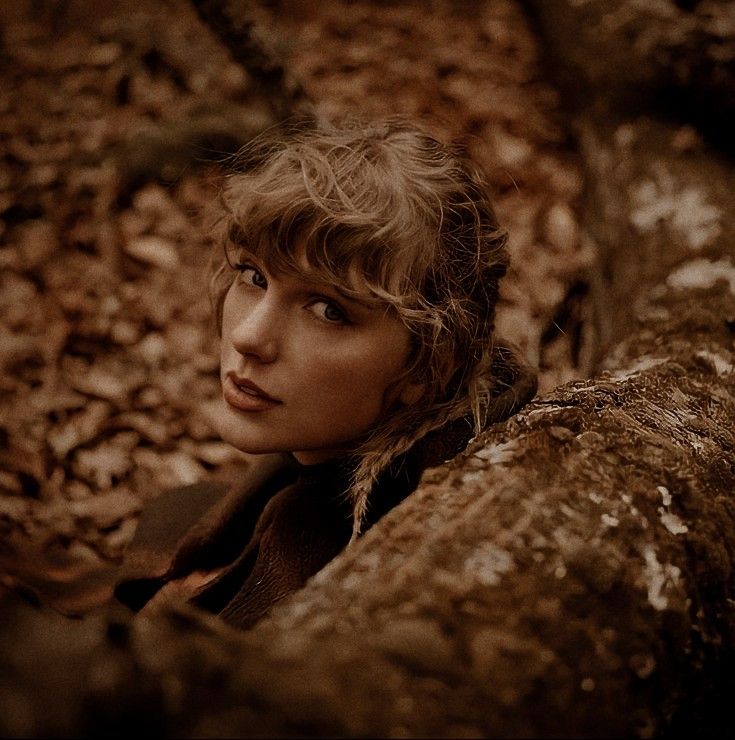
[296,332,410,417]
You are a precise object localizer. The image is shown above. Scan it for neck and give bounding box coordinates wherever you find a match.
[291,449,344,466]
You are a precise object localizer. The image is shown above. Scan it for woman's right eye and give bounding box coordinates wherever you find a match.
[236,264,267,289]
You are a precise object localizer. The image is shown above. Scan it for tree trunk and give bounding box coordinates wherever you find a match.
[524,0,735,152]
[189,0,313,120]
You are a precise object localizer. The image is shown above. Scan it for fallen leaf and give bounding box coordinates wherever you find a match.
[15,219,59,269]
[190,440,242,465]
[112,410,169,445]
[68,489,141,528]
[71,432,139,489]
[0,495,31,523]
[47,400,111,459]
[124,235,180,270]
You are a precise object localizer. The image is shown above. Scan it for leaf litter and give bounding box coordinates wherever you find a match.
[0,0,587,614]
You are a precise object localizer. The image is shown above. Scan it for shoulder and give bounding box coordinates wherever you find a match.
[114,452,296,610]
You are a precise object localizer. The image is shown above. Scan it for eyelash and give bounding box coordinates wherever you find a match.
[235,263,267,289]
[234,262,350,326]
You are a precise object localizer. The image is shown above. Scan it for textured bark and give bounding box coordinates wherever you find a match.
[112,0,316,197]
[189,0,313,120]
[2,3,735,738]
[524,0,735,149]
[113,101,277,198]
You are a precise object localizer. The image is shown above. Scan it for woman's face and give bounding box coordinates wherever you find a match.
[216,249,423,465]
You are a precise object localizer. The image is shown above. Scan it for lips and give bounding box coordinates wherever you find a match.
[223,372,282,412]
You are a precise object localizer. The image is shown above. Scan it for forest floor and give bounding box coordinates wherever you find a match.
[0,0,591,614]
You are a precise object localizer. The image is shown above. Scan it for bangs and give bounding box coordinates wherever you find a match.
[222,137,441,312]
[225,221,424,313]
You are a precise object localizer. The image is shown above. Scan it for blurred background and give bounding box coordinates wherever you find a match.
[0,0,594,612]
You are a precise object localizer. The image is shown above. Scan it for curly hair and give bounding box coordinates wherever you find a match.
[209,117,509,540]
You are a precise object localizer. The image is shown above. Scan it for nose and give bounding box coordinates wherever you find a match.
[229,293,280,364]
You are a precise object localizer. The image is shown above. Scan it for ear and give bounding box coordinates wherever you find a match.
[399,380,426,406]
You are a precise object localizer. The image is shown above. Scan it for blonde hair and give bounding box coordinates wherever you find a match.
[209,117,508,541]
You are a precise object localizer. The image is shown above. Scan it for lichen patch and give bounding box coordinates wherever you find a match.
[666,257,735,294]
[641,546,682,611]
[629,167,722,250]
[610,355,668,380]
[474,439,521,465]
[463,543,515,586]
[658,509,689,536]
[695,350,734,375]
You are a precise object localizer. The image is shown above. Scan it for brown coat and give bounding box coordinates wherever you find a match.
[114,344,537,630]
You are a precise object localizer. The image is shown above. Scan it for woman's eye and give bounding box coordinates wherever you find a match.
[237,264,267,289]
[310,300,348,324]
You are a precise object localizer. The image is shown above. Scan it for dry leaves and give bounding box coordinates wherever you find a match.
[0,0,259,585]
[0,0,588,609]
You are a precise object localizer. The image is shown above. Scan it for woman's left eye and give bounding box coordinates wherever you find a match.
[236,264,267,288]
[309,300,348,324]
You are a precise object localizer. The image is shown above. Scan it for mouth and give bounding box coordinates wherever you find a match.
[223,372,282,411]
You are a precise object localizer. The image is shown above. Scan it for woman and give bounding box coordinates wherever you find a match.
[114,118,537,629]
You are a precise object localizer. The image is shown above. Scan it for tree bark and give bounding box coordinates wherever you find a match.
[524,0,735,151]
[189,0,313,120]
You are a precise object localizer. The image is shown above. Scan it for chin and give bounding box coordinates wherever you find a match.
[215,403,279,455]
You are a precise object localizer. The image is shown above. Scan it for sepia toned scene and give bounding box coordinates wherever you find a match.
[1,0,734,736]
